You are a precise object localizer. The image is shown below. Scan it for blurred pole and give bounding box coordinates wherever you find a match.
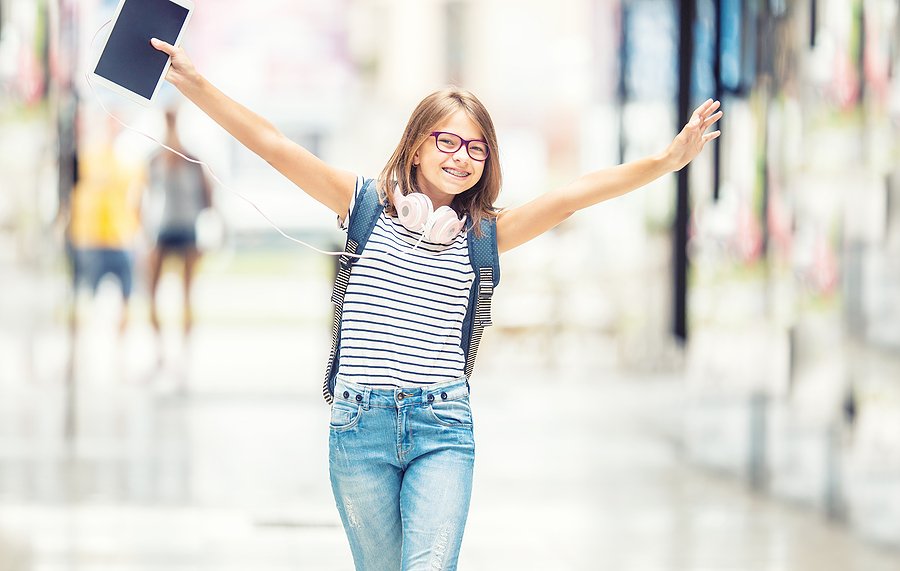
[712,0,722,201]
[809,0,817,48]
[748,392,768,490]
[757,0,772,262]
[445,0,465,86]
[856,1,865,105]
[824,421,845,520]
[759,85,770,261]
[616,1,627,165]
[674,0,695,343]
[51,0,80,440]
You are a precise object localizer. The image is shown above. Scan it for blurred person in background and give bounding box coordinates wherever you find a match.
[66,113,145,376]
[151,37,721,570]
[145,106,213,365]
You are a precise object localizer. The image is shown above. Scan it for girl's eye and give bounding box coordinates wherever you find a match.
[468,146,488,159]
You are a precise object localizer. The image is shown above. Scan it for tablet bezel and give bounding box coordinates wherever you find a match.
[89,0,194,106]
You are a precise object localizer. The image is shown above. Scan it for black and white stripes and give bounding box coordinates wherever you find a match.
[337,182,475,388]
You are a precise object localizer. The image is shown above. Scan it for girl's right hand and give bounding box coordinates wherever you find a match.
[150,38,199,91]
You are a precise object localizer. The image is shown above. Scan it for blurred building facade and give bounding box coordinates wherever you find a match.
[1,0,900,552]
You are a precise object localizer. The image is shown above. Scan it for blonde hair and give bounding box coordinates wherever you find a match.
[378,88,501,236]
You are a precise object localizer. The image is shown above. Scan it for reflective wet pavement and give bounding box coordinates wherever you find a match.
[2,262,900,570]
[3,362,900,569]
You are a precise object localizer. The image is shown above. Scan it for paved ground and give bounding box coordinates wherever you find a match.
[2,255,900,570]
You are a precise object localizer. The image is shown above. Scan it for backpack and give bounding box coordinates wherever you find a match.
[322,178,500,404]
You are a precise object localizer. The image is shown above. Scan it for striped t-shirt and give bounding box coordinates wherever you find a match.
[336,177,475,388]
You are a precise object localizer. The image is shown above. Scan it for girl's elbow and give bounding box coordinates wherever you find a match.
[556,197,578,220]
[553,185,582,219]
[263,133,292,167]
[546,207,575,232]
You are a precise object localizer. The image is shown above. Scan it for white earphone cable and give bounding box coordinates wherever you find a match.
[84,19,443,262]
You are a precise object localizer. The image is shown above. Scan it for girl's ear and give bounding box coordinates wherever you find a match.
[413,152,420,166]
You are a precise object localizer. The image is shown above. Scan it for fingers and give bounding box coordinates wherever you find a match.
[688,100,723,143]
[696,98,719,116]
[150,37,175,55]
[690,100,710,123]
[692,99,721,124]
[703,110,724,129]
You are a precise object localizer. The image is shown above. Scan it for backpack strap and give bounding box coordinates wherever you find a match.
[322,178,383,404]
[461,217,500,381]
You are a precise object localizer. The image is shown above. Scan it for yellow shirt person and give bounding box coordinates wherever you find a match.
[69,146,144,249]
[68,143,145,304]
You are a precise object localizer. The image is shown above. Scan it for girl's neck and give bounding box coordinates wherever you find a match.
[421,189,452,210]
[414,172,453,210]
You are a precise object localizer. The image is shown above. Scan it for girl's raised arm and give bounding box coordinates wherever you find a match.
[151,38,355,217]
[496,99,722,253]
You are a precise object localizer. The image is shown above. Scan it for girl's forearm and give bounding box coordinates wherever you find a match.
[564,151,677,214]
[495,151,679,253]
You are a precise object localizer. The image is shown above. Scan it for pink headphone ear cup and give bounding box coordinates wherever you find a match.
[428,206,464,244]
[396,192,432,231]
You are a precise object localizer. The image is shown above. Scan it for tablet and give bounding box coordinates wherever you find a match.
[90,0,194,105]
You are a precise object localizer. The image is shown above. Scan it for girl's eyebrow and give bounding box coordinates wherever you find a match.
[435,131,486,142]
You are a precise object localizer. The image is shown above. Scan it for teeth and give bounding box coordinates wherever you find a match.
[443,168,468,177]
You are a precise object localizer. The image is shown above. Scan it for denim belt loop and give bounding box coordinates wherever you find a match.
[361,386,372,410]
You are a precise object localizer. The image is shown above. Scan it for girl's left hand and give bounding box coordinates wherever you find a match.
[665,99,723,172]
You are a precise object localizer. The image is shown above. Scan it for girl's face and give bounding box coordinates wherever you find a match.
[413,110,487,209]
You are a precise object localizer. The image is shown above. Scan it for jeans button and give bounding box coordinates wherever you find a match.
[427,394,434,402]
[397,393,405,401]
[342,391,350,399]
[441,392,448,400]
[355,394,362,402]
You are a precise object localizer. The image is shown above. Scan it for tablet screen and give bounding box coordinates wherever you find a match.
[94,0,190,100]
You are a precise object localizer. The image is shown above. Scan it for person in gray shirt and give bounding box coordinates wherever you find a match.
[146,107,212,362]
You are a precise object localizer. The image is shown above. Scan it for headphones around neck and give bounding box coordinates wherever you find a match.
[392,187,467,245]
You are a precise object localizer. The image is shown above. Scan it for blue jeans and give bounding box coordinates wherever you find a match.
[329,376,475,571]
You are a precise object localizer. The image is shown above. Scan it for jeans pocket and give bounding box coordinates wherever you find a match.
[330,400,361,431]
[428,398,473,427]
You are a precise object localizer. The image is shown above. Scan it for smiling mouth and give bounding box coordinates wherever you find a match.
[442,167,469,178]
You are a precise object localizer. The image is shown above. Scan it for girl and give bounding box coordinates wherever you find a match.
[151,37,721,571]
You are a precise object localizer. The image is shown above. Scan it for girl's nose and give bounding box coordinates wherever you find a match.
[452,146,469,162]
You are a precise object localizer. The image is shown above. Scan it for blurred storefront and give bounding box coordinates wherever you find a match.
[665,0,900,547]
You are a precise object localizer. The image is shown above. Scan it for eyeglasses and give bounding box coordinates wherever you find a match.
[430,131,490,162]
